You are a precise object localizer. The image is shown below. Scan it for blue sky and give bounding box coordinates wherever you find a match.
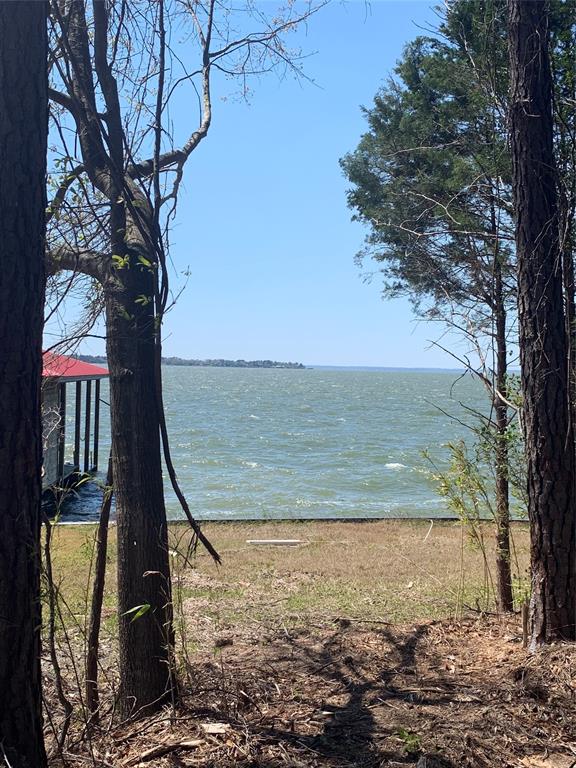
[85,1,468,368]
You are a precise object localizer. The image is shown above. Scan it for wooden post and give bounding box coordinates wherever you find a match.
[57,382,66,481]
[93,379,100,471]
[84,380,92,473]
[74,381,81,470]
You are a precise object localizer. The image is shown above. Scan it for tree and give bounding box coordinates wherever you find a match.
[0,2,48,766]
[508,0,576,645]
[49,3,177,714]
[46,0,321,716]
[550,2,576,416]
[341,0,517,612]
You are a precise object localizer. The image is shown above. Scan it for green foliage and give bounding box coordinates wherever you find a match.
[425,440,492,550]
[512,573,531,608]
[425,397,527,532]
[424,399,528,612]
[118,307,135,322]
[341,0,575,323]
[395,728,422,755]
[137,254,154,269]
[122,603,151,622]
[111,254,130,270]
[495,375,527,508]
[340,0,514,322]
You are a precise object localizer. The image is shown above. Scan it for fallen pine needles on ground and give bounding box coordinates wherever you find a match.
[45,615,576,768]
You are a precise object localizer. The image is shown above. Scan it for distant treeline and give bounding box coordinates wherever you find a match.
[78,354,305,369]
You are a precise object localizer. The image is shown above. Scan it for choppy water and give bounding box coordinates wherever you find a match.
[56,367,489,521]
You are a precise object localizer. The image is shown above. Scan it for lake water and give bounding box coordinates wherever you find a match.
[57,366,490,522]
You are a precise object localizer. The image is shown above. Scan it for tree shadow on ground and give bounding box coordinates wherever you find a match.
[112,616,576,767]
[208,621,458,767]
[264,622,452,768]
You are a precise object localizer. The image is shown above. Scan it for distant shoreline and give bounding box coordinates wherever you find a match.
[77,354,305,370]
[75,356,490,373]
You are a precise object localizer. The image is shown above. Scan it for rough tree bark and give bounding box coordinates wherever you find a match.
[106,210,174,715]
[508,0,576,645]
[0,2,48,766]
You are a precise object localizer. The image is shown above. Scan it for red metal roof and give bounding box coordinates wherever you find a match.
[42,352,109,381]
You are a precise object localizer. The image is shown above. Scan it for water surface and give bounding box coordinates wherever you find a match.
[58,367,488,521]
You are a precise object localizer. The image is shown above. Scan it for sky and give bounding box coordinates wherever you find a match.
[79,1,469,368]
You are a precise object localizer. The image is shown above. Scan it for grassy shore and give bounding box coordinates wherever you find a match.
[50,519,531,632]
[47,520,576,768]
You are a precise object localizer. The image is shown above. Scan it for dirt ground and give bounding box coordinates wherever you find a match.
[75,616,576,768]
[46,521,576,768]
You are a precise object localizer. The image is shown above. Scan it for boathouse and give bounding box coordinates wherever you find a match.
[42,352,109,489]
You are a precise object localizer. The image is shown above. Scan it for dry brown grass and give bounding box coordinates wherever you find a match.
[49,519,530,633]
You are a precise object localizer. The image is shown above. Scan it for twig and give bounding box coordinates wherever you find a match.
[522,602,529,648]
[86,456,114,726]
[125,738,203,765]
[332,617,393,626]
[43,515,74,756]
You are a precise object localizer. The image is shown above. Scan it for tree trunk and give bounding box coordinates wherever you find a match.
[494,258,514,613]
[553,3,576,422]
[489,190,514,614]
[0,3,48,766]
[508,0,576,645]
[105,214,174,717]
[559,187,576,428]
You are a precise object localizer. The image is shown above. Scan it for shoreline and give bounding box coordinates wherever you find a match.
[56,515,530,526]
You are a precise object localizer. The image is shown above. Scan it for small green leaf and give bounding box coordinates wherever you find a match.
[111,254,130,270]
[122,603,151,622]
